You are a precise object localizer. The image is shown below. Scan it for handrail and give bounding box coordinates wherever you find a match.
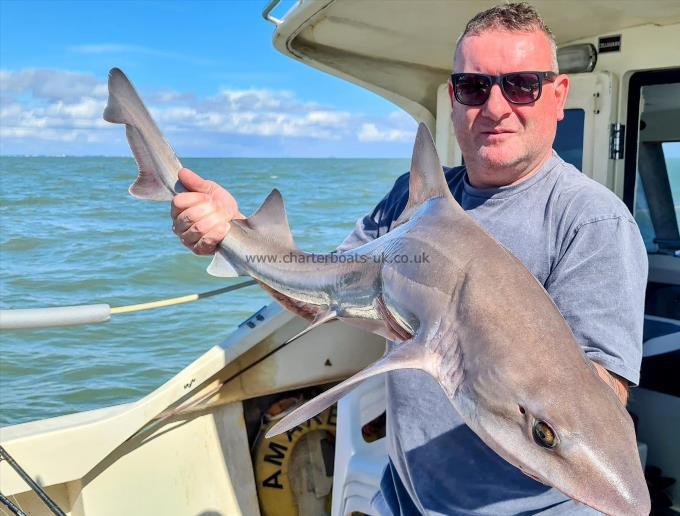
[0,280,257,330]
[262,0,283,25]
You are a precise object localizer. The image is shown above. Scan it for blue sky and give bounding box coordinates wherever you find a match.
[0,0,416,157]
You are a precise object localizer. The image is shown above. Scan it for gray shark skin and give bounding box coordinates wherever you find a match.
[104,67,650,515]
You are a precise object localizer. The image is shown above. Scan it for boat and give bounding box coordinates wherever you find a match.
[1,1,679,514]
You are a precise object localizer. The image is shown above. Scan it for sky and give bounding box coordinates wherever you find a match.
[0,0,416,157]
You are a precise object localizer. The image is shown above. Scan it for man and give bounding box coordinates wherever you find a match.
[171,3,647,514]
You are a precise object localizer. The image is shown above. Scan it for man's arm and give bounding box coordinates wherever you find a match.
[545,212,648,404]
[172,168,321,321]
[171,168,380,322]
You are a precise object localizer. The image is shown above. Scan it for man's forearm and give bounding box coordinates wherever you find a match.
[592,361,629,405]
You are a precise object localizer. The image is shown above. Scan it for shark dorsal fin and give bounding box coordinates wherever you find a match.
[395,123,452,226]
[207,189,296,278]
[233,188,296,250]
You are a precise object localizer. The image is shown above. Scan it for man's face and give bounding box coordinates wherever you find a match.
[450,29,569,187]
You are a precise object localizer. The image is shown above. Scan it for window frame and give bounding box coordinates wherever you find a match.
[623,68,680,212]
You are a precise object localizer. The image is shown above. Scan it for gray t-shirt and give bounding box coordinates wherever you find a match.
[336,152,648,515]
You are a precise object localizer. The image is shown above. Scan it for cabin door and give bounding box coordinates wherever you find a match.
[623,67,680,508]
[554,71,616,185]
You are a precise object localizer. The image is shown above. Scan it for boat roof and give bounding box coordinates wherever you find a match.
[271,0,680,121]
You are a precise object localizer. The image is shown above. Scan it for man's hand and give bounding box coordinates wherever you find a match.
[592,361,629,405]
[171,168,243,255]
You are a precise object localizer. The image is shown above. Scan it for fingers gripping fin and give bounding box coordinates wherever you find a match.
[265,338,429,438]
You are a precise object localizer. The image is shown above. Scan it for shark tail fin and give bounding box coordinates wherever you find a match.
[104,67,178,201]
[207,189,296,278]
[125,126,174,201]
[103,68,137,125]
[265,338,429,438]
[394,123,455,226]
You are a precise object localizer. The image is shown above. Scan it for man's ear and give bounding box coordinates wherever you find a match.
[554,74,569,122]
[448,79,455,108]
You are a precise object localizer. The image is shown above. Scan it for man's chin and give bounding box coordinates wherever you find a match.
[476,149,524,171]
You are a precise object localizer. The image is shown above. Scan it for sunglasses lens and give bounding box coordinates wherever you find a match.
[455,74,491,106]
[502,73,541,104]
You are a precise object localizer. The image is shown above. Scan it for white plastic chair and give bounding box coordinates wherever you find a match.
[332,375,389,516]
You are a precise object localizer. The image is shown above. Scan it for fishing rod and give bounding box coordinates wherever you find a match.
[0,280,257,330]
[0,446,65,516]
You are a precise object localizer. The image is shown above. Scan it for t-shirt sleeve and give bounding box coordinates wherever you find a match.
[544,216,648,385]
[335,211,383,252]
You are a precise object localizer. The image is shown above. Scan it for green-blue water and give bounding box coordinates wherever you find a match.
[0,157,406,425]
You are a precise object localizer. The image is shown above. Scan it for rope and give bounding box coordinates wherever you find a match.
[110,280,257,315]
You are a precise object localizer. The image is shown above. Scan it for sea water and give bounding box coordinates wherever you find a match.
[0,157,406,425]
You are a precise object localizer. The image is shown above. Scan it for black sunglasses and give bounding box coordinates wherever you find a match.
[450,71,557,106]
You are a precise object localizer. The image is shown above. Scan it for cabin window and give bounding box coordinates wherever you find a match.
[635,141,680,252]
[554,108,585,171]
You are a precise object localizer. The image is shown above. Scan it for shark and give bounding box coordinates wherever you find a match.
[104,67,650,515]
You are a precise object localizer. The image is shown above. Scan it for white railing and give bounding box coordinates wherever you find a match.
[262,0,302,26]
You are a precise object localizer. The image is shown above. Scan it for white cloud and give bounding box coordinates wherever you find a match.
[357,123,415,142]
[0,68,416,156]
[0,69,107,103]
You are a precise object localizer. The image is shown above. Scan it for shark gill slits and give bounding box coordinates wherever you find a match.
[533,420,558,448]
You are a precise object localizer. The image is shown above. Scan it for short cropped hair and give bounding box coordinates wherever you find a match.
[455,2,559,73]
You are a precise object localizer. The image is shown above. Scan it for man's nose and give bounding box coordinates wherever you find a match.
[481,84,513,119]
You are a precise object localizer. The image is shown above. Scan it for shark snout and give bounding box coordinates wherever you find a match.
[563,443,650,516]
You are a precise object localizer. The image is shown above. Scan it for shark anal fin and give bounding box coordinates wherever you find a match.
[283,308,339,345]
[265,338,430,438]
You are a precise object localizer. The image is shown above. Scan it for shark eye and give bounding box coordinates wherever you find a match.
[533,420,558,448]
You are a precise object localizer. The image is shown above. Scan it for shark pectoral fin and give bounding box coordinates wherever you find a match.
[233,189,296,251]
[283,309,339,345]
[125,126,174,201]
[207,250,243,277]
[265,338,429,438]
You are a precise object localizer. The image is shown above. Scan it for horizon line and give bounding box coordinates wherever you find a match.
[0,154,412,160]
